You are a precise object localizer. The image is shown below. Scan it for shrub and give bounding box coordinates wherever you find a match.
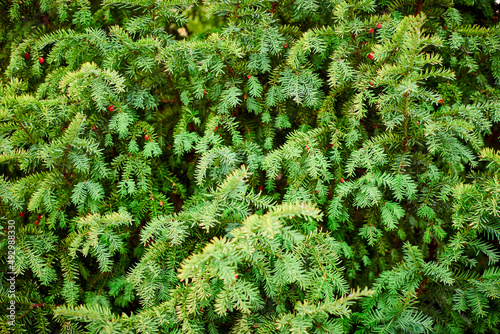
[1,0,500,333]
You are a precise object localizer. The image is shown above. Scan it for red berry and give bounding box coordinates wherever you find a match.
[108,105,115,112]
[24,53,30,60]
[438,99,444,104]
[368,53,374,60]
[159,201,163,206]
[258,185,264,191]
[369,28,374,33]
[247,75,251,79]
[283,43,288,48]
[235,274,238,279]
[214,126,218,131]
[369,81,373,86]
[305,145,309,150]
[443,26,447,30]
[144,135,150,140]
[38,214,42,220]
[200,308,204,313]
[376,22,382,29]
[20,212,24,217]
[203,89,207,95]
[340,178,345,183]
[253,324,258,328]
[38,57,44,64]
[34,221,39,226]
[92,125,97,131]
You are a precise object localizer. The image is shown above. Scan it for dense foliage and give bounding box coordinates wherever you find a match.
[1,0,500,333]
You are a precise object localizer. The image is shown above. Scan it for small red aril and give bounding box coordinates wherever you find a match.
[247,75,251,79]
[368,53,374,60]
[258,185,264,191]
[159,201,163,206]
[108,105,115,112]
[438,99,444,104]
[214,126,218,131]
[34,221,39,226]
[144,135,150,140]
[203,89,207,95]
[376,22,382,29]
[369,28,374,33]
[92,125,97,131]
[283,43,288,48]
[38,214,42,220]
[38,57,44,64]
[340,178,345,183]
[305,145,309,150]
[369,81,374,86]
[24,53,30,59]
[20,212,24,217]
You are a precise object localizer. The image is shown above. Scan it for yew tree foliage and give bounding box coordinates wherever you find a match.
[1,0,500,333]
